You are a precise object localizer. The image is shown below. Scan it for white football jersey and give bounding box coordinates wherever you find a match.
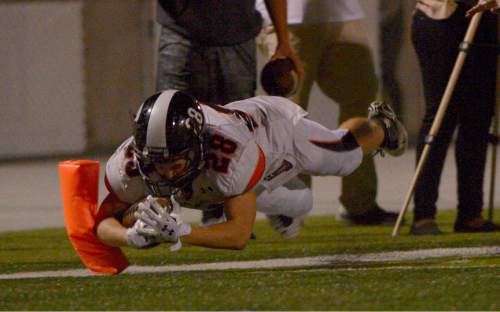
[105,95,362,211]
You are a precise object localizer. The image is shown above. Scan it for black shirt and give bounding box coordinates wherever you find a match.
[157,0,263,46]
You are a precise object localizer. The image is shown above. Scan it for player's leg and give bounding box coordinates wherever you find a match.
[337,102,407,157]
[337,117,384,155]
[257,24,322,188]
[294,102,407,177]
[256,177,312,239]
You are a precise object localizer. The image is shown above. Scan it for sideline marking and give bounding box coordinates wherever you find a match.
[0,246,498,280]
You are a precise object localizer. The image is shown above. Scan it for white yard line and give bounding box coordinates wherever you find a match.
[251,264,500,274]
[0,246,498,280]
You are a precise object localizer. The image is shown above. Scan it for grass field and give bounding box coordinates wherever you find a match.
[0,210,499,310]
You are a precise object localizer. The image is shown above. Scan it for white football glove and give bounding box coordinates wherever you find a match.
[168,221,191,252]
[126,219,162,249]
[135,196,191,251]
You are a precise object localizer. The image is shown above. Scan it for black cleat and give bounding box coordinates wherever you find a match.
[368,101,408,156]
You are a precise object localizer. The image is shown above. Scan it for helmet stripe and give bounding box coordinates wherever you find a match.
[146,90,177,148]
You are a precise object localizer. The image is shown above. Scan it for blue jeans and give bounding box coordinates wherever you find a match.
[156,27,256,104]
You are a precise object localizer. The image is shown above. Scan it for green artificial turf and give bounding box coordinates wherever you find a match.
[0,210,498,310]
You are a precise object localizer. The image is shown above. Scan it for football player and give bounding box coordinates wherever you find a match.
[96,90,407,250]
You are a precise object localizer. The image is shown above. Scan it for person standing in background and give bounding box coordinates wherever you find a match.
[155,0,301,226]
[411,0,499,234]
[379,0,404,116]
[257,0,399,225]
[156,0,301,103]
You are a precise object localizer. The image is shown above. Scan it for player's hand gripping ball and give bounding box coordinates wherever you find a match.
[260,57,298,97]
[123,196,175,249]
[121,197,172,228]
[135,196,181,243]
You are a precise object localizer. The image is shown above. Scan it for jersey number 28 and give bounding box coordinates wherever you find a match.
[205,134,237,173]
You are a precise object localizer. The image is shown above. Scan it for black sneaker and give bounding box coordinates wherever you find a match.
[368,101,408,156]
[454,220,500,233]
[338,205,400,225]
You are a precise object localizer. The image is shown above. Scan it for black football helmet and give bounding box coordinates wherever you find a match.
[133,90,206,196]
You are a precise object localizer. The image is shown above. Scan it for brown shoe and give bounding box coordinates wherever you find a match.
[410,219,442,235]
[454,218,500,233]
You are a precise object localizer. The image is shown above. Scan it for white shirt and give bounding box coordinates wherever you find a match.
[256,0,365,26]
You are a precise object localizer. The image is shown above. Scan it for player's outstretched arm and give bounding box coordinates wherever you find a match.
[181,191,257,250]
[95,192,130,247]
[98,194,184,249]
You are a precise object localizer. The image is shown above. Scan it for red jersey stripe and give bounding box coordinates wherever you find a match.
[244,144,266,192]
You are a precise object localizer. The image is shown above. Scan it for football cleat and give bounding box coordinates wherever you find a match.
[368,101,408,156]
[267,214,305,240]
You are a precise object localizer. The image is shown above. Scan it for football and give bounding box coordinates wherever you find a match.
[260,57,298,97]
[120,203,139,228]
[120,197,172,228]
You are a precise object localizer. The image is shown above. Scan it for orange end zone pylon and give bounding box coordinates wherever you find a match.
[58,160,128,274]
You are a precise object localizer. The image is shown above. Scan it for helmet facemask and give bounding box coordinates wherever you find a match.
[134,142,205,196]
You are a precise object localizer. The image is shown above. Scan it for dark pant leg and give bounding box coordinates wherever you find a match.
[413,108,457,220]
[156,28,256,105]
[156,27,193,92]
[188,39,256,105]
[209,39,257,104]
[455,12,497,223]
[455,115,492,222]
[379,0,404,115]
[411,6,467,221]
